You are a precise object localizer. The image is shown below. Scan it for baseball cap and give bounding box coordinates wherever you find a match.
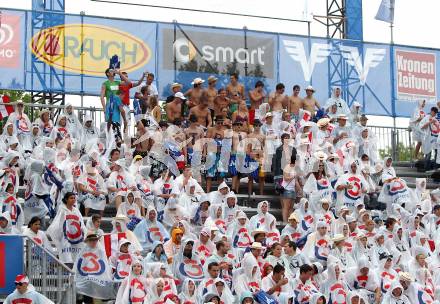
[174,92,187,100]
[15,274,29,284]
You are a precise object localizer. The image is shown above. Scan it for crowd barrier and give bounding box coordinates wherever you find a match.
[25,237,76,304]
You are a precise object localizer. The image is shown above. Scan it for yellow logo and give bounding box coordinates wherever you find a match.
[30,24,151,76]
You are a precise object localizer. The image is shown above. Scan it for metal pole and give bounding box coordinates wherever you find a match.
[80,11,85,109]
[244,26,248,77]
[390,22,397,159]
[307,21,312,85]
[173,20,177,83]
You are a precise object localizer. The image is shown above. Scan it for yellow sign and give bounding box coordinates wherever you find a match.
[30,24,151,76]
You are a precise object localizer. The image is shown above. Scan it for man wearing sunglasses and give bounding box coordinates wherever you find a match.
[4,274,54,303]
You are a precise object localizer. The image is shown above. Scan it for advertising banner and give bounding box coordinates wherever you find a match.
[395,49,436,102]
[3,8,440,117]
[0,235,24,295]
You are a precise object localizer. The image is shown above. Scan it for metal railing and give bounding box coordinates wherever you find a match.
[24,238,76,304]
[369,125,413,161]
[2,101,415,161]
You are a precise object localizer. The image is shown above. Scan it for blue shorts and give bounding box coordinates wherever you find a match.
[206,153,220,178]
[282,190,296,199]
[229,154,238,176]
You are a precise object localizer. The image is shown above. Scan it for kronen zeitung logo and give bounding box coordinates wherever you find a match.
[30,24,151,76]
[174,37,266,65]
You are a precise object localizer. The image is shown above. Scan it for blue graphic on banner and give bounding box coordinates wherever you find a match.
[1,8,440,117]
[0,235,24,294]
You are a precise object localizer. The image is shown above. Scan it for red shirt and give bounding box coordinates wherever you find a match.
[119,82,134,106]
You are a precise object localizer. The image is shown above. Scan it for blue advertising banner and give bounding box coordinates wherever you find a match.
[0,235,24,295]
[0,7,440,117]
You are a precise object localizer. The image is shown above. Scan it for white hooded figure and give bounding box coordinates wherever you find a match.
[209,181,230,205]
[408,246,435,297]
[321,262,349,304]
[222,191,239,228]
[381,281,411,304]
[302,221,331,267]
[136,165,155,209]
[345,257,380,303]
[161,197,188,230]
[325,87,350,117]
[227,210,252,260]
[6,102,33,151]
[172,239,204,284]
[46,197,86,264]
[414,178,432,215]
[0,211,12,234]
[420,110,440,155]
[350,101,362,124]
[206,278,235,304]
[357,127,378,163]
[409,100,427,143]
[0,122,16,150]
[117,191,142,220]
[178,278,197,304]
[303,158,333,213]
[77,161,107,213]
[146,278,166,303]
[4,275,54,304]
[233,255,261,297]
[64,103,82,140]
[249,200,277,232]
[177,179,202,212]
[80,115,99,148]
[115,258,149,304]
[335,160,367,212]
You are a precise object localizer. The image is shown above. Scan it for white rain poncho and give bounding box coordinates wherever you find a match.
[6,108,32,151]
[303,163,333,212]
[302,221,331,267]
[227,210,252,259]
[4,286,54,304]
[357,127,378,163]
[22,226,53,251]
[115,259,149,304]
[74,241,116,300]
[345,258,379,302]
[136,165,155,208]
[117,191,142,219]
[0,211,12,234]
[294,198,315,233]
[320,262,349,304]
[233,254,261,296]
[222,191,239,227]
[420,114,440,154]
[177,179,202,213]
[80,116,99,148]
[46,204,86,264]
[0,122,16,150]
[178,278,197,304]
[34,110,53,138]
[162,197,188,230]
[64,103,82,140]
[335,161,367,212]
[249,200,277,232]
[77,164,107,211]
[409,100,427,142]
[382,280,411,304]
[172,239,204,283]
[109,238,138,281]
[205,204,227,235]
[325,87,350,117]
[133,205,170,252]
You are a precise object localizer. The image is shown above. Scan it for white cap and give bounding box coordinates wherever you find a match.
[305,85,315,92]
[191,77,205,85]
[174,92,187,100]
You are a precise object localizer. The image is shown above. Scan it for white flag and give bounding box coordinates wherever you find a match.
[375,0,395,23]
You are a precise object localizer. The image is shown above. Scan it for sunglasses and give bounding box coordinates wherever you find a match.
[15,282,25,286]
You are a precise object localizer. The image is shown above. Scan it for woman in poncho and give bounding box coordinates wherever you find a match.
[321,262,349,304]
[178,278,197,304]
[172,239,204,284]
[115,258,149,304]
[47,192,86,266]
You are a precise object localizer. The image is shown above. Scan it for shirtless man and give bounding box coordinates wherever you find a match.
[247,119,265,195]
[166,92,186,122]
[214,88,230,116]
[248,80,266,125]
[230,121,247,193]
[206,76,218,118]
[185,114,205,163]
[226,73,245,113]
[133,119,150,158]
[288,85,303,122]
[185,77,205,108]
[189,91,212,128]
[269,83,289,112]
[206,116,226,192]
[303,85,321,116]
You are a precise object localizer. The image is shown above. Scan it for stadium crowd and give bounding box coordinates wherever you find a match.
[1,68,440,304]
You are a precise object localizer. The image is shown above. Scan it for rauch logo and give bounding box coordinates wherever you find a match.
[30,24,151,76]
[0,14,21,68]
